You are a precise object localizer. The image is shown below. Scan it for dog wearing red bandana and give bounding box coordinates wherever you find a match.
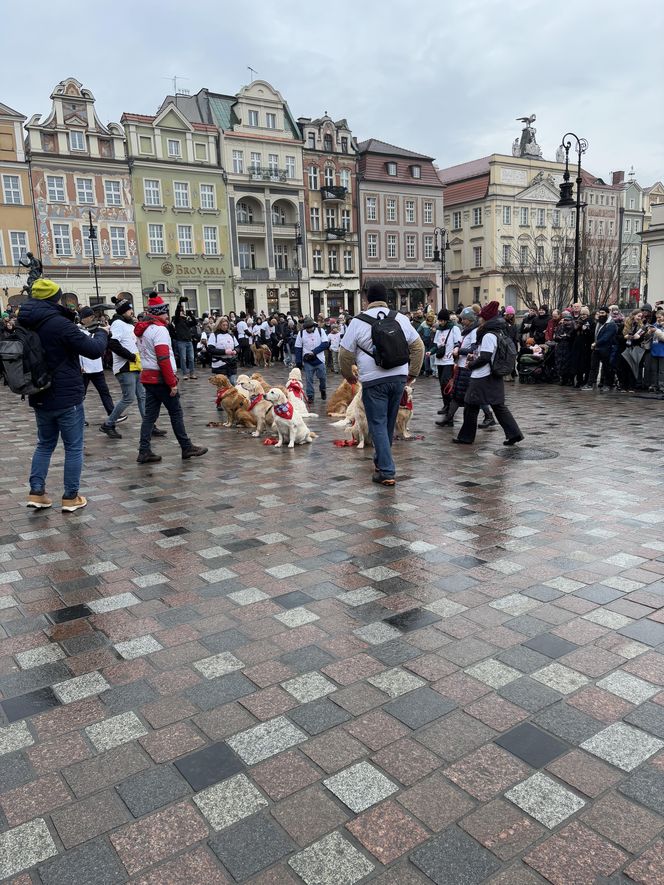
[396,384,414,439]
[265,388,316,447]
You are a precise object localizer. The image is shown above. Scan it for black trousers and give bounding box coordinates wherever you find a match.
[83,371,114,415]
[588,350,614,388]
[139,385,192,454]
[458,402,521,444]
[437,365,454,410]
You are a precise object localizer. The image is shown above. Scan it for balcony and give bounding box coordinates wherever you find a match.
[275,269,298,281]
[248,168,289,183]
[325,227,347,241]
[320,186,347,202]
[236,220,266,236]
[271,222,299,236]
[240,268,269,281]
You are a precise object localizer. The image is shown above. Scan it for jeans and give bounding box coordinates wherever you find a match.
[29,404,85,498]
[175,340,195,377]
[331,350,340,373]
[139,384,192,454]
[362,377,406,479]
[303,359,327,400]
[104,372,145,427]
[588,349,615,388]
[457,402,521,444]
[283,342,293,368]
[83,371,114,415]
[211,366,237,385]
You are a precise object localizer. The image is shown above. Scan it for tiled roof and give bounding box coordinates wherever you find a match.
[442,175,490,206]
[0,101,25,119]
[121,110,216,132]
[437,156,492,185]
[357,138,433,161]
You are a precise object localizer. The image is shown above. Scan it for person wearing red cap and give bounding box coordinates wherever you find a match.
[133,295,207,464]
[453,301,523,446]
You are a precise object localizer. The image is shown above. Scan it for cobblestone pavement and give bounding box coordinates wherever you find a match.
[1,370,664,884]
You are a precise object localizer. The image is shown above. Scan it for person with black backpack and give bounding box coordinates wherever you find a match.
[339,283,424,486]
[11,278,109,512]
[453,301,523,447]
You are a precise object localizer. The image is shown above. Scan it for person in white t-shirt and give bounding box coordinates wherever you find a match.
[328,324,342,373]
[78,307,115,419]
[432,309,462,419]
[207,317,239,384]
[295,317,329,403]
[339,283,424,486]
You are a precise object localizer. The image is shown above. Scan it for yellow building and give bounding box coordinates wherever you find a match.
[0,102,37,309]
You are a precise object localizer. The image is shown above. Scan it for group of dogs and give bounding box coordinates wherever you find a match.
[209,368,415,449]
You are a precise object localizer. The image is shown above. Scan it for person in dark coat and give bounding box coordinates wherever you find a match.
[553,310,576,385]
[17,279,109,512]
[582,306,618,390]
[531,306,549,344]
[453,301,523,446]
[570,306,593,387]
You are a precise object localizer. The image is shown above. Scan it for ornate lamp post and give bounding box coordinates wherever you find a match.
[294,220,303,314]
[87,210,100,302]
[433,227,450,311]
[556,133,588,302]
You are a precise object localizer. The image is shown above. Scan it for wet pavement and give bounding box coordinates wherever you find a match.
[1,370,663,884]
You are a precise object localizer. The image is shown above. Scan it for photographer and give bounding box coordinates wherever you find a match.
[18,279,109,512]
[171,295,198,381]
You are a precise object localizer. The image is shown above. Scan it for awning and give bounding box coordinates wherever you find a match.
[363,277,435,290]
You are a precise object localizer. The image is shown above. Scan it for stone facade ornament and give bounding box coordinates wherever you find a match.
[513,114,543,159]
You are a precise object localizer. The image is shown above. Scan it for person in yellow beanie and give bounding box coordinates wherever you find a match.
[16,280,110,512]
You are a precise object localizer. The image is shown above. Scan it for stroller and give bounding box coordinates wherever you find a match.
[518,342,558,384]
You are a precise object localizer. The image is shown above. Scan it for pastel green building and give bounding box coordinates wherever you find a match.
[121,103,231,314]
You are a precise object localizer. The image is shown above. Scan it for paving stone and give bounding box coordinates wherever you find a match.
[619,765,664,815]
[0,721,34,756]
[184,672,256,710]
[0,751,37,792]
[372,737,441,786]
[346,799,428,863]
[87,592,140,613]
[0,818,58,879]
[532,703,602,744]
[52,672,110,704]
[62,743,150,798]
[193,772,267,829]
[209,811,295,880]
[129,845,230,885]
[418,711,497,762]
[625,701,664,739]
[344,709,409,750]
[193,651,244,679]
[85,711,147,752]
[15,643,66,669]
[597,670,659,704]
[0,772,71,826]
[498,676,564,712]
[411,825,502,884]
[174,740,245,790]
[461,798,546,860]
[288,832,375,885]
[384,686,456,728]
[51,790,131,848]
[252,750,321,799]
[523,633,579,659]
[324,761,398,812]
[282,671,337,703]
[531,663,589,694]
[524,821,627,885]
[367,666,425,697]
[580,722,664,771]
[114,635,163,659]
[38,837,127,885]
[116,764,189,816]
[102,679,158,715]
[227,716,307,764]
[624,839,664,885]
[272,784,350,846]
[506,772,586,828]
[546,749,622,797]
[464,659,522,688]
[287,697,351,734]
[618,619,664,647]
[445,743,531,801]
[582,792,663,852]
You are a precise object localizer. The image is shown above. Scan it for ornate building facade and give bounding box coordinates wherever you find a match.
[25,79,140,307]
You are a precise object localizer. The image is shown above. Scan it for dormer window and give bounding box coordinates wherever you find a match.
[386,162,397,176]
[324,134,333,152]
[341,137,348,154]
[307,132,315,148]
[410,165,421,179]
[248,110,259,127]
[69,131,85,152]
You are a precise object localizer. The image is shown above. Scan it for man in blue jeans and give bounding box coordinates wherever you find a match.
[295,317,329,404]
[339,284,424,486]
[17,278,110,512]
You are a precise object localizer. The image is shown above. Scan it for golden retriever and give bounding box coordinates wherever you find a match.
[396,385,414,439]
[265,388,316,447]
[251,343,272,368]
[208,375,257,428]
[237,378,275,437]
[326,371,359,417]
[250,372,271,394]
[331,385,370,448]
[286,368,317,418]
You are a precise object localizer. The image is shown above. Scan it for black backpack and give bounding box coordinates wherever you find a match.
[0,319,52,396]
[491,331,518,377]
[357,310,410,370]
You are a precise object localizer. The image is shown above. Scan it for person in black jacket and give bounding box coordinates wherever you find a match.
[18,279,109,512]
[171,297,198,380]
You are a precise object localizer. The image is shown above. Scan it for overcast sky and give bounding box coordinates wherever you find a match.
[5,0,663,184]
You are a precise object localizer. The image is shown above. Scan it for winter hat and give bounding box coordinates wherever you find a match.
[112,294,133,315]
[460,307,476,321]
[31,278,61,301]
[479,300,500,321]
[504,306,515,316]
[146,293,169,316]
[366,282,388,303]
[302,316,316,329]
[79,306,95,320]
[437,308,451,322]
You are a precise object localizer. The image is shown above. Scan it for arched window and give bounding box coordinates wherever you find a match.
[272,205,286,225]
[236,202,253,224]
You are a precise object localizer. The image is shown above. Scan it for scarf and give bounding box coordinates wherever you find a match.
[247,393,264,411]
[274,402,294,420]
[287,379,305,400]
[399,389,413,411]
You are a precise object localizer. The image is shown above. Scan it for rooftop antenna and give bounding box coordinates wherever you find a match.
[628,165,636,181]
[247,66,258,83]
[163,75,190,106]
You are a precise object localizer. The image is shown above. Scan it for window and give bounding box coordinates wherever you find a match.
[248,110,259,127]
[536,245,544,265]
[250,152,261,173]
[148,223,165,254]
[631,246,638,266]
[75,178,94,204]
[177,224,193,254]
[552,209,561,227]
[69,130,85,151]
[307,133,315,149]
[328,247,338,272]
[343,249,353,272]
[144,178,161,206]
[610,195,615,206]
[453,249,461,271]
[587,218,594,235]
[367,233,378,258]
[325,207,337,229]
[312,248,322,272]
[625,219,632,233]
[341,137,348,154]
[236,202,253,223]
[366,196,377,221]
[324,166,335,187]
[52,223,72,256]
[609,220,615,235]
[104,180,121,206]
[323,134,333,152]
[386,198,397,222]
[266,112,276,129]
[405,200,415,223]
[167,139,181,158]
[519,207,529,225]
[341,209,351,231]
[340,168,350,190]
[424,235,434,259]
[634,219,640,232]
[272,205,286,225]
[203,226,218,255]
[267,154,278,175]
[472,207,482,226]
[308,166,319,190]
[200,183,215,210]
[310,206,320,230]
[423,201,433,224]
[208,287,223,311]
[552,246,560,265]
[452,210,462,230]
[285,156,295,179]
[139,135,153,154]
[232,150,244,174]
[173,181,190,208]
[536,208,546,227]
[47,175,65,202]
[473,286,481,300]
[589,193,595,204]
[9,231,27,265]
[0,237,5,264]
[410,165,421,179]
[502,244,511,265]
[503,206,511,225]
[3,175,21,204]
[519,245,528,265]
[473,245,482,267]
[598,220,605,235]
[274,244,289,270]
[600,194,605,206]
[110,226,127,258]
[387,234,397,258]
[239,242,255,269]
[386,162,397,176]
[406,234,416,259]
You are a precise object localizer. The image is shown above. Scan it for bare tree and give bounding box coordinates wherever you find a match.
[502,234,575,310]
[579,232,625,310]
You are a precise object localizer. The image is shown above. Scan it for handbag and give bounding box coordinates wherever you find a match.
[435,328,453,359]
[443,365,458,396]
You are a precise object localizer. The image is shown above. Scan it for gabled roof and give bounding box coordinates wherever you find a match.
[437,156,491,185]
[357,138,433,161]
[0,101,25,119]
[443,176,490,206]
[121,110,216,133]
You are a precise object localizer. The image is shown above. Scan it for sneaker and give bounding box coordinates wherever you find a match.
[182,445,208,460]
[61,495,87,512]
[137,451,162,464]
[99,424,122,440]
[320,392,327,400]
[189,375,198,380]
[479,418,497,429]
[151,427,167,438]
[27,493,52,509]
[116,415,128,424]
[437,408,447,415]
[580,385,594,391]
[372,473,396,486]
[503,434,525,446]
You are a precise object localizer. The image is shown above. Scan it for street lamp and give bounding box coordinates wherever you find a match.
[87,210,101,302]
[556,133,588,302]
[294,220,303,315]
[433,227,450,310]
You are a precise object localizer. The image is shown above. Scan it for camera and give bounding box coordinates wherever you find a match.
[179,296,189,303]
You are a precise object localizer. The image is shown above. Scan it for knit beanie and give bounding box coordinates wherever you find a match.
[460,307,476,321]
[111,294,133,315]
[504,306,516,315]
[146,293,169,316]
[31,279,62,301]
[437,309,450,323]
[480,301,500,321]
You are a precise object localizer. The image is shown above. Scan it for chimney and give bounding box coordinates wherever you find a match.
[612,170,625,185]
